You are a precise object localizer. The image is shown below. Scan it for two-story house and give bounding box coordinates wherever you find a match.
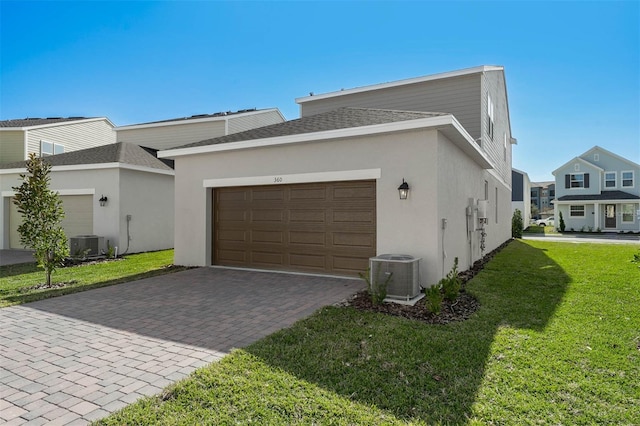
[159,65,516,286]
[552,146,639,232]
[0,117,116,164]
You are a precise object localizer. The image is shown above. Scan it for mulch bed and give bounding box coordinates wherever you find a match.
[344,240,512,324]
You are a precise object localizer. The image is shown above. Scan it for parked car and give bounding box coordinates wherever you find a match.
[536,217,554,227]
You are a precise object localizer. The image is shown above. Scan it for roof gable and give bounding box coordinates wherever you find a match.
[580,145,640,169]
[552,156,605,175]
[115,108,283,130]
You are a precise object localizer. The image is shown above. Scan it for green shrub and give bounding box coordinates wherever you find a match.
[512,209,523,238]
[424,285,443,314]
[559,211,566,232]
[440,257,462,301]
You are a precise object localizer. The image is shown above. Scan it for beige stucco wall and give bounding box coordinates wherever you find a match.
[0,166,173,253]
[171,128,510,285]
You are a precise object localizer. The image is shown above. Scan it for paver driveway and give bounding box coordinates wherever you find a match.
[0,267,364,425]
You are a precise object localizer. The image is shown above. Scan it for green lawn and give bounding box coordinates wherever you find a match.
[90,241,637,424]
[0,250,188,307]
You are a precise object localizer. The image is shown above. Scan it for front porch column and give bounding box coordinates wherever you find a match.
[594,202,599,229]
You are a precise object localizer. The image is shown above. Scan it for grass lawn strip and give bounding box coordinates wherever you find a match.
[0,250,188,307]
[91,241,638,424]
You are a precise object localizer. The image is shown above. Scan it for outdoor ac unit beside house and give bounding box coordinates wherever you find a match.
[70,235,105,257]
[369,254,421,301]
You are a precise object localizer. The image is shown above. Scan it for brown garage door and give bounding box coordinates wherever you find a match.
[213,180,376,276]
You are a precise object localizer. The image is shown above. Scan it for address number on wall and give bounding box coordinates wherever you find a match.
[273,177,284,183]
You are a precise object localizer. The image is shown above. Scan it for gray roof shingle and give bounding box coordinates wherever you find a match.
[173,107,448,149]
[557,190,640,201]
[0,142,173,171]
[0,117,90,128]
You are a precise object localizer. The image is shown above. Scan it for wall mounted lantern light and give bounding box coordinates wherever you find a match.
[99,195,108,207]
[398,179,410,200]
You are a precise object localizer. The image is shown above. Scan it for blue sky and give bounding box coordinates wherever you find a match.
[1,1,638,182]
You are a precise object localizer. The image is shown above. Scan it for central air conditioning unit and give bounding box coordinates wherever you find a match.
[369,254,421,301]
[70,235,105,257]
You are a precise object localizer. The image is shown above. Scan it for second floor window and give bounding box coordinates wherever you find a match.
[570,173,584,188]
[604,172,616,188]
[41,141,64,157]
[622,171,634,188]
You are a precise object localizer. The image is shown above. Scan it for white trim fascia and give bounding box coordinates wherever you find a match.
[23,130,28,161]
[552,156,605,175]
[295,65,504,104]
[0,117,114,131]
[160,116,453,158]
[203,169,381,188]
[0,162,174,176]
[115,108,282,131]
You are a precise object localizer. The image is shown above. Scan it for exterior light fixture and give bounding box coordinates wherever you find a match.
[99,195,108,207]
[398,179,410,200]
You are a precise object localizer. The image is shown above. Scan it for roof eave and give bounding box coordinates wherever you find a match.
[159,114,493,169]
[0,117,114,131]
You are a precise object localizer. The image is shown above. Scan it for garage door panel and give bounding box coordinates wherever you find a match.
[289,231,325,246]
[251,188,285,201]
[251,210,284,222]
[252,230,284,244]
[290,187,327,201]
[251,251,284,266]
[217,249,247,263]
[214,180,375,276]
[290,253,326,270]
[218,189,248,202]
[332,232,375,248]
[289,209,325,223]
[332,210,375,224]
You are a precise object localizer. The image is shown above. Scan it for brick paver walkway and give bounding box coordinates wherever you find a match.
[0,267,363,424]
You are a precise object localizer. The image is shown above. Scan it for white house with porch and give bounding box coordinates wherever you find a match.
[552,146,640,232]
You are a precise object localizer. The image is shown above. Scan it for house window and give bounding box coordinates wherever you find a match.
[41,140,64,157]
[570,173,584,188]
[604,172,616,188]
[622,171,634,188]
[574,163,580,171]
[487,94,495,140]
[622,204,634,223]
[550,188,555,197]
[570,205,585,217]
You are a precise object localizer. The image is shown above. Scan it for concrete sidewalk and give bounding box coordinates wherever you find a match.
[0,250,36,267]
[522,233,639,244]
[0,267,364,424]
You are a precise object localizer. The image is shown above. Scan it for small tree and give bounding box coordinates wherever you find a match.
[558,211,566,232]
[512,208,524,238]
[12,153,69,285]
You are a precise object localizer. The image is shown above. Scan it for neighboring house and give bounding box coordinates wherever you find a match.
[530,181,555,218]
[0,142,174,253]
[552,146,640,232]
[160,66,515,285]
[512,168,531,227]
[115,108,285,150]
[0,117,116,164]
